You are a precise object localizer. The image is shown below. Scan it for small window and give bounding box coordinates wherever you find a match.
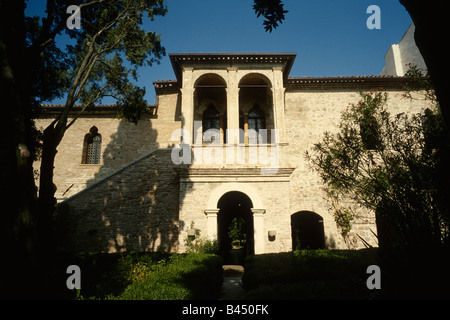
[248,105,266,143]
[202,104,220,143]
[82,126,102,164]
[248,105,266,132]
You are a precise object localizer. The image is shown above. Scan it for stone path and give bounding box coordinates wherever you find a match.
[220,265,245,300]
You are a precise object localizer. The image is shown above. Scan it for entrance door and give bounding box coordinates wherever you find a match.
[217,191,254,264]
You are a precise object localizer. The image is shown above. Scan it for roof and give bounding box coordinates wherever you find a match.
[169,52,297,84]
[40,103,158,115]
[286,75,411,90]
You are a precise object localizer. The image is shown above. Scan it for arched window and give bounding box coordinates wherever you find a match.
[202,104,220,143]
[82,126,102,164]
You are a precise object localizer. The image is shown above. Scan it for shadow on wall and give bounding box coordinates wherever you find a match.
[55,111,190,253]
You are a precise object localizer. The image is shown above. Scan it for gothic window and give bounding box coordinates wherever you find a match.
[202,104,220,143]
[82,126,102,164]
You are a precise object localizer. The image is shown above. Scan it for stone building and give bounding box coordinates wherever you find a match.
[35,52,430,255]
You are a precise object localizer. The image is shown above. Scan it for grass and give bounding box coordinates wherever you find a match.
[242,249,379,300]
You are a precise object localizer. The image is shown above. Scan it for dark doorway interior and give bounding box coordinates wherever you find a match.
[291,211,325,250]
[218,191,254,264]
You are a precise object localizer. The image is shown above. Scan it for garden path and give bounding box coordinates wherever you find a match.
[220,265,245,300]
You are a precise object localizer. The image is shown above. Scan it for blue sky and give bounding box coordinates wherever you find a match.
[26,0,412,104]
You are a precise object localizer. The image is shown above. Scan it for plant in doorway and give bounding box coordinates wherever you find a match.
[184,221,219,254]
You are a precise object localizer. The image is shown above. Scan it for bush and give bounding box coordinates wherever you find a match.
[243,249,378,300]
[112,253,223,300]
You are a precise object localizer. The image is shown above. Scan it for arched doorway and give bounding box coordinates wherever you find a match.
[218,191,254,264]
[291,211,325,250]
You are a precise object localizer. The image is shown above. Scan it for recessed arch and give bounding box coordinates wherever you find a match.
[207,183,264,209]
[194,72,227,88]
[291,211,325,250]
[238,72,272,88]
[217,191,254,262]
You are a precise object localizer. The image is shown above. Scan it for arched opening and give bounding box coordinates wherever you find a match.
[194,73,227,144]
[238,73,274,144]
[291,211,325,250]
[81,126,102,164]
[218,191,254,264]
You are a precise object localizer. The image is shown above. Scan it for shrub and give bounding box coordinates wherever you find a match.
[243,249,378,299]
[112,253,223,300]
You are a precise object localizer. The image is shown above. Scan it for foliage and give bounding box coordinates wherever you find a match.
[305,87,449,253]
[184,221,219,254]
[112,253,223,300]
[242,249,378,299]
[228,217,247,247]
[252,0,288,32]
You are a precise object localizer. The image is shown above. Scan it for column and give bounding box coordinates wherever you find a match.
[252,208,266,254]
[226,67,239,145]
[204,209,219,240]
[271,67,286,144]
[181,67,194,144]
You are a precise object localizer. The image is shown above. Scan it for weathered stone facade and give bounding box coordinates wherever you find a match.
[35,53,431,254]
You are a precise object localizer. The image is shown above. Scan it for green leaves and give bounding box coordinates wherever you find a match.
[252,0,288,32]
[306,87,447,251]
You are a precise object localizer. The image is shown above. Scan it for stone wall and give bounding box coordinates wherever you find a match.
[56,149,180,253]
[38,78,433,253]
[284,89,432,249]
[34,92,180,201]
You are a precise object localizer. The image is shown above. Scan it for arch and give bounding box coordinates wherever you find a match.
[217,191,254,263]
[207,183,264,209]
[291,211,325,250]
[81,126,102,164]
[238,72,272,88]
[194,72,227,88]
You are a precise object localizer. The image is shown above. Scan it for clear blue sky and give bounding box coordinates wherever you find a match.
[26,0,412,104]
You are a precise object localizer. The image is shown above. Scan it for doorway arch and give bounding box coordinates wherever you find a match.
[291,211,325,250]
[217,191,254,264]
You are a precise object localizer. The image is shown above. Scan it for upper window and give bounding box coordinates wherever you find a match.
[202,104,220,143]
[82,126,102,164]
[248,105,266,132]
[248,105,266,143]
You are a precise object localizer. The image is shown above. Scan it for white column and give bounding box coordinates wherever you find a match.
[181,67,194,144]
[204,209,219,240]
[252,208,266,254]
[226,67,239,145]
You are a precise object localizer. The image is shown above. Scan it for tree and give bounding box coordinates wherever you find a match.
[32,0,167,263]
[252,0,288,32]
[306,80,450,297]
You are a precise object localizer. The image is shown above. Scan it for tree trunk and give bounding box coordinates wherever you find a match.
[399,0,450,232]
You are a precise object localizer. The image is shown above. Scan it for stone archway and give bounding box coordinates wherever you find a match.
[217,191,254,264]
[204,183,266,255]
[291,211,325,250]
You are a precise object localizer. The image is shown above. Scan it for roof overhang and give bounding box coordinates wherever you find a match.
[168,52,297,85]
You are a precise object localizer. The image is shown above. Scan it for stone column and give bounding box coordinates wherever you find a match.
[204,209,219,240]
[271,67,286,144]
[181,67,194,145]
[226,67,239,145]
[252,208,266,254]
